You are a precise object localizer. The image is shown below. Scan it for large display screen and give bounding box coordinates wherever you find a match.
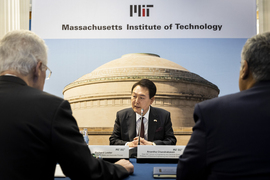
[32,0,256,97]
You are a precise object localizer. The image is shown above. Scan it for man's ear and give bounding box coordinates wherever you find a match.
[150,96,155,104]
[240,60,249,80]
[33,61,43,80]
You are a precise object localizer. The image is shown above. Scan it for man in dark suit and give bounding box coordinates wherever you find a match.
[109,79,176,147]
[0,30,133,180]
[177,32,270,179]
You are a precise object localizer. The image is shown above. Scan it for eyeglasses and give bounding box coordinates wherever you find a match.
[42,64,52,80]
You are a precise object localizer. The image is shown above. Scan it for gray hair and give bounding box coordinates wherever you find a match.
[0,30,48,75]
[241,32,270,81]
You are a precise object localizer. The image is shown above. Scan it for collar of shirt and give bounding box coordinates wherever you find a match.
[135,107,150,140]
[3,74,17,77]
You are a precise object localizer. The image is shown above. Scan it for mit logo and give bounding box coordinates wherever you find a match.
[130,5,154,17]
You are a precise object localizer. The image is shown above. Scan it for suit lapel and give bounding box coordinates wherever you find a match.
[127,109,136,141]
[148,106,158,141]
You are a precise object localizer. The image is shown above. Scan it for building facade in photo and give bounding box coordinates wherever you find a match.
[63,53,219,145]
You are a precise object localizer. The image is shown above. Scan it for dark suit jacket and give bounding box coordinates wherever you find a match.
[0,76,128,180]
[177,81,270,180]
[109,106,176,145]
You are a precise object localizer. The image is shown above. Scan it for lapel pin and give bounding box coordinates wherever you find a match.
[154,119,157,122]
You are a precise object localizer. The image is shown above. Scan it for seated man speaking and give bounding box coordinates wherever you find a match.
[109,79,176,147]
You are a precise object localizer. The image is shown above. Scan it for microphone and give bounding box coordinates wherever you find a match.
[129,108,144,158]
[138,108,144,145]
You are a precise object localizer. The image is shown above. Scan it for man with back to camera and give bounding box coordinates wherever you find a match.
[109,79,177,147]
[0,30,133,180]
[177,32,270,179]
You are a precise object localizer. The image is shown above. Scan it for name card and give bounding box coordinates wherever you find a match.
[137,145,185,159]
[88,145,129,159]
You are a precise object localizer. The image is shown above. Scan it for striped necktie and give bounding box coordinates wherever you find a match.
[140,117,144,138]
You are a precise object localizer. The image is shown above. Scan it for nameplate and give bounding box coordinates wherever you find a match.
[88,145,129,159]
[137,145,185,159]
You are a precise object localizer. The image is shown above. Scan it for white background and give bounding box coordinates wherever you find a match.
[32,0,256,39]
[31,0,257,98]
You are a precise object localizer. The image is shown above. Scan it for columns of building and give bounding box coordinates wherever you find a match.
[0,0,30,39]
[258,0,270,33]
[20,0,30,31]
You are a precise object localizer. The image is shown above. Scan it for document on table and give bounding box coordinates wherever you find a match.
[153,167,176,179]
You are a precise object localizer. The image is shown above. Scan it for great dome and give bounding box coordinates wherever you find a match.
[63,53,219,145]
[74,53,188,82]
[64,53,218,93]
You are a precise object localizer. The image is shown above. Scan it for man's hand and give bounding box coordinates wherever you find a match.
[133,137,153,145]
[126,140,138,147]
[115,159,134,174]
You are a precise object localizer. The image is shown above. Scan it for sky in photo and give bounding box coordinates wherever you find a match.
[44,38,247,98]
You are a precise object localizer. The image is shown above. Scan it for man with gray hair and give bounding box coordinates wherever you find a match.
[0,30,133,180]
[177,32,270,180]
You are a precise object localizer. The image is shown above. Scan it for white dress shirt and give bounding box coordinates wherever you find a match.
[125,108,151,146]
[136,108,150,140]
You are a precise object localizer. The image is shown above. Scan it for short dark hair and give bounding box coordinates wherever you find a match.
[131,79,157,99]
[241,32,270,81]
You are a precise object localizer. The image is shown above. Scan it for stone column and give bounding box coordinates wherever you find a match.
[20,0,30,31]
[258,0,270,33]
[0,0,30,39]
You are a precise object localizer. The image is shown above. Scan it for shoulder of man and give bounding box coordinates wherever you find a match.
[117,107,134,116]
[24,85,66,107]
[150,106,170,115]
[115,108,134,123]
[196,90,244,109]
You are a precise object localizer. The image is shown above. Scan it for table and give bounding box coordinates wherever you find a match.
[55,158,177,180]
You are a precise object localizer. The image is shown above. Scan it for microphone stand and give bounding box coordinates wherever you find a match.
[129,108,144,158]
[138,108,144,145]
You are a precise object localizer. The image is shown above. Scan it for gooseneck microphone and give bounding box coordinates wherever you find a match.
[138,108,144,145]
